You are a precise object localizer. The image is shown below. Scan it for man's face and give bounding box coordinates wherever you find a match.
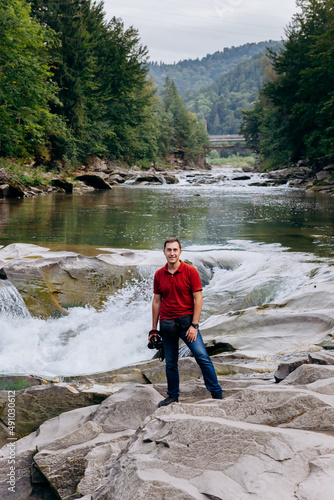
[163,242,182,265]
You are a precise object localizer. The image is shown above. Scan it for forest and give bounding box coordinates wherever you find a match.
[0,0,207,168]
[150,41,282,136]
[149,41,279,96]
[241,0,334,168]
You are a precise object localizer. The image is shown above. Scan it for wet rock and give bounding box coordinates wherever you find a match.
[281,363,334,385]
[274,357,308,382]
[0,184,10,198]
[2,253,137,316]
[231,175,251,181]
[132,173,164,185]
[76,173,112,190]
[163,174,179,184]
[51,178,73,193]
[107,174,126,184]
[8,179,25,198]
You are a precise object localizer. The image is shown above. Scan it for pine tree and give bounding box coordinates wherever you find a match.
[0,0,60,158]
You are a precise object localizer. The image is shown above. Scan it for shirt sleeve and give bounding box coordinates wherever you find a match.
[190,266,202,292]
[153,271,160,294]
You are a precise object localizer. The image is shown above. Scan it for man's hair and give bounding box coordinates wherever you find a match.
[164,237,181,249]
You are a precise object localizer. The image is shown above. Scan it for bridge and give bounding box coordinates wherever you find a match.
[205,134,250,150]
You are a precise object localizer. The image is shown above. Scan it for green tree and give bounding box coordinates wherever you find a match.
[0,0,60,158]
[158,77,208,160]
[242,0,334,166]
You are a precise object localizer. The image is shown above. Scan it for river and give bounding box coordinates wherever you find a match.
[1,167,334,377]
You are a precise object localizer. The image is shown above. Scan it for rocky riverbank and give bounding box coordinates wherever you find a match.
[1,156,334,198]
[1,351,334,499]
[0,155,211,199]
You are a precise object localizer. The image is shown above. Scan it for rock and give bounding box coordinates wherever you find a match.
[0,169,9,184]
[305,377,334,395]
[281,363,334,385]
[274,357,308,382]
[0,184,10,197]
[87,157,110,172]
[232,175,251,180]
[0,375,47,391]
[93,404,334,500]
[316,170,330,181]
[90,384,162,433]
[0,384,107,446]
[107,174,125,184]
[8,179,25,198]
[2,254,137,316]
[51,179,73,193]
[308,351,334,365]
[142,357,202,384]
[163,174,179,184]
[132,173,164,185]
[76,173,112,190]
[0,385,162,500]
[211,387,331,428]
[324,163,334,171]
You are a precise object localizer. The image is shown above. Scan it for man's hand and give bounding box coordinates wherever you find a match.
[186,325,198,342]
[148,329,159,341]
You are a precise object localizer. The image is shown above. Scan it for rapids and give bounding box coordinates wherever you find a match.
[0,166,334,377]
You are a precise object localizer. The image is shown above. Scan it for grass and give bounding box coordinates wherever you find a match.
[207,154,257,168]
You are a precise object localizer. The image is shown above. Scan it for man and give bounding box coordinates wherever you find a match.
[150,237,223,407]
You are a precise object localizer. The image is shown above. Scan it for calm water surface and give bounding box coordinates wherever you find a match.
[0,172,334,257]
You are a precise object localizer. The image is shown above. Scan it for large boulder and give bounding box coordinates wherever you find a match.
[0,385,162,500]
[76,173,112,190]
[93,405,334,500]
[0,383,107,445]
[2,253,137,316]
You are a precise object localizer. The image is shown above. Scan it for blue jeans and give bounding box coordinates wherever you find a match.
[161,327,223,399]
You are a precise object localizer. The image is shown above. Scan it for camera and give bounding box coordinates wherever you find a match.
[147,333,163,350]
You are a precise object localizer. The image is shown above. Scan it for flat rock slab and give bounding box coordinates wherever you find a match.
[93,409,334,500]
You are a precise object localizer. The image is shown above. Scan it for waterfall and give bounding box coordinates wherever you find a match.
[0,280,31,319]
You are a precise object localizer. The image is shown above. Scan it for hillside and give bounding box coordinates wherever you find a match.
[149,41,280,96]
[185,49,282,135]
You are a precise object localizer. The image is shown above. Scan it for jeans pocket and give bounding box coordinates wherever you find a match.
[160,319,178,337]
[175,314,193,331]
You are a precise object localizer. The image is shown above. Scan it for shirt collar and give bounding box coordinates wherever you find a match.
[164,260,184,274]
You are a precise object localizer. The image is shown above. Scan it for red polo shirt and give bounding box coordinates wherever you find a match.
[153,260,202,320]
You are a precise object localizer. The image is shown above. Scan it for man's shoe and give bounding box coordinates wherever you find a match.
[212,392,223,400]
[158,396,179,407]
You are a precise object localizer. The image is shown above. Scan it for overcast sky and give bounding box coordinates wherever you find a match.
[102,0,299,63]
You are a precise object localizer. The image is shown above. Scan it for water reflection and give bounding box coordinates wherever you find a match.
[0,182,334,257]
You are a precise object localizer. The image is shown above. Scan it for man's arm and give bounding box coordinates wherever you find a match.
[150,293,162,337]
[186,290,203,342]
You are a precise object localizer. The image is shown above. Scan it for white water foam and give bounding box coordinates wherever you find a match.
[0,277,152,377]
[0,241,333,376]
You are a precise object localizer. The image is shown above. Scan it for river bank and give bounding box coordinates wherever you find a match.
[1,156,334,198]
